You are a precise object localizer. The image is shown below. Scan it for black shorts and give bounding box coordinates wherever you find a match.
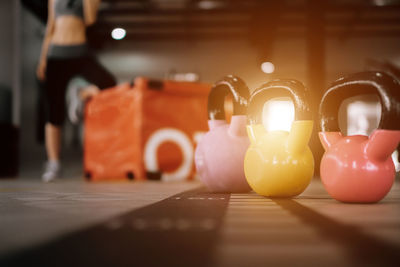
[45,55,116,126]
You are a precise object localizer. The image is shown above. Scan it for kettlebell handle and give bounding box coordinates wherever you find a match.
[319,71,400,132]
[247,79,312,124]
[208,75,250,120]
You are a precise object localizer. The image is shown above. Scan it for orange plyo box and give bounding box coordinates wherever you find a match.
[84,77,210,181]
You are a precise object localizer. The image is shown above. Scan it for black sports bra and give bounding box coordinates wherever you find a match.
[54,0,84,19]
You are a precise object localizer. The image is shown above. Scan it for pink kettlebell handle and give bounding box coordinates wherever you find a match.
[319,71,400,133]
[207,75,250,121]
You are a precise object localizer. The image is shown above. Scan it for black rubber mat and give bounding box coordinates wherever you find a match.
[273,199,400,267]
[1,188,230,267]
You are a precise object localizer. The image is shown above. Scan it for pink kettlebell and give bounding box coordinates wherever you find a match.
[319,71,400,203]
[195,75,251,192]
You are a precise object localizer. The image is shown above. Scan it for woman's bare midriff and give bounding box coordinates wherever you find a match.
[51,16,87,45]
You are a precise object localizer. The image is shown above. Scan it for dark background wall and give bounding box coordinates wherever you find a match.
[0,1,14,90]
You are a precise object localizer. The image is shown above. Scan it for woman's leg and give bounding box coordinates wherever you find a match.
[42,58,73,181]
[45,123,61,161]
[43,122,62,182]
[67,56,116,124]
[79,55,117,95]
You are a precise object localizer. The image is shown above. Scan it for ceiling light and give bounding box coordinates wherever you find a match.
[111,28,126,40]
[261,61,275,74]
[198,1,223,10]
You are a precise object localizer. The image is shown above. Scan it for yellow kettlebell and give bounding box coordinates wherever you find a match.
[244,79,314,197]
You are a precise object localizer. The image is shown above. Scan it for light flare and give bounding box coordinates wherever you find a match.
[262,99,294,132]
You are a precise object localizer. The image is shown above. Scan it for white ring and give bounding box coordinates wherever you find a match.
[144,128,193,181]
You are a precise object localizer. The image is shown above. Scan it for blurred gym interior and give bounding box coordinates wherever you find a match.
[0,0,400,266]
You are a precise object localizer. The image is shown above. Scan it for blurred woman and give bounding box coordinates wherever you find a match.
[37,0,116,182]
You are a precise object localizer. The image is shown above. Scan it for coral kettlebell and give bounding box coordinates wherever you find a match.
[319,71,400,203]
[195,75,251,192]
[244,79,314,197]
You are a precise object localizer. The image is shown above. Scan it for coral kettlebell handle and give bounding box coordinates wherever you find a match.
[247,79,312,124]
[207,75,250,120]
[319,71,400,132]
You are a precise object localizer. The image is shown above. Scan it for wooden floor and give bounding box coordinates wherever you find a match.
[0,179,199,257]
[215,181,400,267]
[0,177,399,266]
